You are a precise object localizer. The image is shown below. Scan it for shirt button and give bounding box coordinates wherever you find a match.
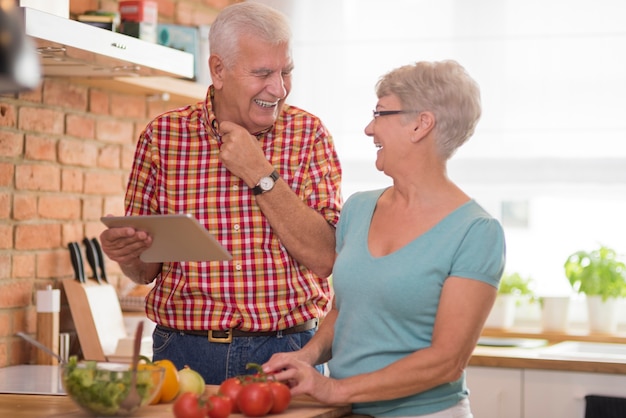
[235,264,242,271]
[233,185,239,191]
[233,224,240,231]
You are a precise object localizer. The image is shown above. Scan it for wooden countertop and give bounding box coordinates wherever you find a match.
[470,327,626,374]
[0,386,351,418]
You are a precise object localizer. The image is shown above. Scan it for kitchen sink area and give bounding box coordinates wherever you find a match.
[538,341,626,362]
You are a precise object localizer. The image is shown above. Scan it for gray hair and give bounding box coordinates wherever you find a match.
[209,2,292,69]
[375,60,482,160]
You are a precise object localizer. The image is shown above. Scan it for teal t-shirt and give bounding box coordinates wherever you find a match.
[329,189,506,416]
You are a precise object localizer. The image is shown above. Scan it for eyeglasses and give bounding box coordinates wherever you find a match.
[372,110,420,119]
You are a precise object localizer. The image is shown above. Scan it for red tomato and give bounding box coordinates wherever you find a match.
[218,377,243,413]
[207,394,233,418]
[237,382,274,417]
[268,381,291,414]
[172,392,209,418]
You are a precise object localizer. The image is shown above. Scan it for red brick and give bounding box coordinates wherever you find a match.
[66,113,96,139]
[0,192,9,219]
[96,119,135,144]
[70,0,99,17]
[38,250,72,280]
[15,224,61,250]
[0,225,12,250]
[155,0,176,19]
[15,164,60,191]
[85,221,107,240]
[11,336,32,364]
[98,144,121,169]
[89,89,110,115]
[83,196,103,220]
[103,195,126,216]
[85,171,125,195]
[0,342,6,367]
[201,0,238,11]
[121,145,136,170]
[61,168,83,193]
[110,93,146,119]
[39,195,81,220]
[17,83,43,103]
[58,139,98,167]
[176,2,220,26]
[24,134,57,162]
[0,280,32,308]
[0,163,14,187]
[62,222,84,242]
[0,312,9,337]
[0,103,17,128]
[0,254,9,278]
[18,107,64,135]
[0,131,23,157]
[12,253,36,279]
[13,194,37,221]
[43,79,89,111]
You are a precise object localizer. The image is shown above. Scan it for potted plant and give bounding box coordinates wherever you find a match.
[485,272,536,329]
[564,245,626,333]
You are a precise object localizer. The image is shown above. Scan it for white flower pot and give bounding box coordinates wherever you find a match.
[586,295,620,334]
[484,295,517,329]
[541,296,570,332]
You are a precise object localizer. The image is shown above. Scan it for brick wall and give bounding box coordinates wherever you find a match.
[0,0,240,367]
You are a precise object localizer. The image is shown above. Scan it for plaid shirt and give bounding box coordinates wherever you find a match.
[125,88,343,332]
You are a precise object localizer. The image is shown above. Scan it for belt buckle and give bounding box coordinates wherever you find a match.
[208,329,232,344]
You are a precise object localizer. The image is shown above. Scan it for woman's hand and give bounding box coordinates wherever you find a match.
[262,355,340,404]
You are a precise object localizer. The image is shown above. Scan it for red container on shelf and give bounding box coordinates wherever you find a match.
[119,0,157,23]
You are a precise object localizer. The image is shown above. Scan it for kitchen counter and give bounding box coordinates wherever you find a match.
[0,386,351,418]
[469,329,626,374]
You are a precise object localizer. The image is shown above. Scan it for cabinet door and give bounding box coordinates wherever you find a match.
[524,370,626,418]
[466,366,523,418]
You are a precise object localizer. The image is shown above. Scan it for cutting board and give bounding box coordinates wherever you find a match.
[0,386,352,418]
[61,279,127,361]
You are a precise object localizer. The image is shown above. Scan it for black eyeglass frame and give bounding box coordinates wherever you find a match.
[372,110,420,118]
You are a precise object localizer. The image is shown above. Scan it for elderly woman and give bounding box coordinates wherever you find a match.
[263,60,506,417]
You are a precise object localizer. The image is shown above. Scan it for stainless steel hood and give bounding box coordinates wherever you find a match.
[21,7,194,79]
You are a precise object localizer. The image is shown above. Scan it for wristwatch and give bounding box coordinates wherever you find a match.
[252,170,279,195]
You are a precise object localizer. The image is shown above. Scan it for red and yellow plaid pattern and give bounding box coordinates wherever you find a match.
[125,90,342,332]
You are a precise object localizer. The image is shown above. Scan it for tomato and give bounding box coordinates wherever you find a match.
[218,377,243,413]
[207,393,233,418]
[237,382,273,417]
[173,392,209,418]
[268,381,291,414]
[154,359,180,403]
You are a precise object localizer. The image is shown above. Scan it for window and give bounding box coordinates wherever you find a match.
[256,0,626,296]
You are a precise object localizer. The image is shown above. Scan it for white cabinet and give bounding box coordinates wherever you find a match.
[524,370,626,418]
[467,366,626,418]
[466,366,522,418]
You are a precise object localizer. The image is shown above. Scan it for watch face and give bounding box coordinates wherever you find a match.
[260,176,274,190]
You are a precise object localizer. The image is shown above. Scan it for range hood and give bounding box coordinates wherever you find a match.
[21,7,194,79]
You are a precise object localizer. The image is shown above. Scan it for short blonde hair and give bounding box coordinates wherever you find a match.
[376,60,481,159]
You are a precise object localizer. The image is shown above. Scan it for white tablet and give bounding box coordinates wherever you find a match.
[100,214,232,263]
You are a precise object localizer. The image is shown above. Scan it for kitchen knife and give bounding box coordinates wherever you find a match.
[91,237,108,283]
[83,237,102,284]
[68,242,85,283]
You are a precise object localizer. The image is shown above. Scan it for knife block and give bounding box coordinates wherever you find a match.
[36,286,60,365]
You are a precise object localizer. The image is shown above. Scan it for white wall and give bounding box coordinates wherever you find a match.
[254,0,626,299]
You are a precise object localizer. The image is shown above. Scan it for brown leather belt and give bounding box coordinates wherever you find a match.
[158,319,318,344]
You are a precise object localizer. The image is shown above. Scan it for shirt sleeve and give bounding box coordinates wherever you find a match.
[450,217,506,288]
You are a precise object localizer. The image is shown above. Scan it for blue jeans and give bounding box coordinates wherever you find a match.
[152,325,322,385]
